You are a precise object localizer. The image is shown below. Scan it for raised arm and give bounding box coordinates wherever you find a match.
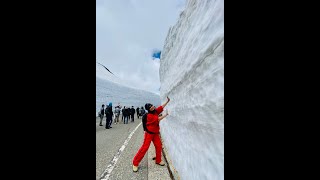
[161,96,170,108]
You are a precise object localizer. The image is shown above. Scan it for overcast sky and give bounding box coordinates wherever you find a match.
[96,0,186,95]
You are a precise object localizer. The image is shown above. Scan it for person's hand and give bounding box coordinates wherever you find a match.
[164,109,169,116]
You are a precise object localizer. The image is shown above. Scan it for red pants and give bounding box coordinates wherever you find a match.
[132,132,162,166]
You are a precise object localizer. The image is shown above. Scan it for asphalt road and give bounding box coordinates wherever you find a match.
[96,115,148,180]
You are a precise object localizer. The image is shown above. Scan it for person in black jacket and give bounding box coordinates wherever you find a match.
[136,107,140,119]
[105,102,113,129]
[99,104,105,126]
[122,106,125,123]
[127,106,132,122]
[131,106,135,122]
[124,107,129,124]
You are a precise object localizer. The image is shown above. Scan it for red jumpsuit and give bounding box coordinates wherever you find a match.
[132,106,163,166]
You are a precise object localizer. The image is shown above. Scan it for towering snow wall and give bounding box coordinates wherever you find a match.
[96,63,160,116]
[159,0,224,179]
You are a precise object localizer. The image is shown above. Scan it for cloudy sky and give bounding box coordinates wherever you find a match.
[96,0,186,95]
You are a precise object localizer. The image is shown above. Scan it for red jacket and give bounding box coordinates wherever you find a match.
[146,106,163,133]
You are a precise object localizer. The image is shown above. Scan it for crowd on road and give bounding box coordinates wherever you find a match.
[98,103,147,129]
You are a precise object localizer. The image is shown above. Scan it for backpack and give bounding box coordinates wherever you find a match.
[142,113,156,134]
[105,106,110,115]
[140,109,145,115]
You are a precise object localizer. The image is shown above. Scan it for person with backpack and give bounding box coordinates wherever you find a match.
[99,104,105,126]
[139,107,145,117]
[132,97,170,172]
[105,102,113,129]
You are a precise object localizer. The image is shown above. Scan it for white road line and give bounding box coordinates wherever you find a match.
[100,122,142,180]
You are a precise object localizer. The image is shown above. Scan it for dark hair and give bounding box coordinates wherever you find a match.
[145,103,153,111]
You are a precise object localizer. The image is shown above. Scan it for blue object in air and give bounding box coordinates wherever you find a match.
[152,51,161,59]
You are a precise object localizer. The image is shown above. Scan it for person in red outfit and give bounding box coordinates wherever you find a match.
[132,97,171,172]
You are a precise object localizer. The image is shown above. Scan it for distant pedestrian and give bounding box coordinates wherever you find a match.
[131,106,135,122]
[139,107,145,117]
[105,102,113,129]
[99,104,105,126]
[124,107,129,124]
[136,107,140,119]
[114,104,121,124]
[122,106,125,123]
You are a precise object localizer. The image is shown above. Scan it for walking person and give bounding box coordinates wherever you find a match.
[99,104,105,126]
[105,102,113,129]
[132,97,170,172]
[136,107,140,119]
[131,106,135,122]
[124,107,129,124]
[122,106,125,123]
[114,104,121,124]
